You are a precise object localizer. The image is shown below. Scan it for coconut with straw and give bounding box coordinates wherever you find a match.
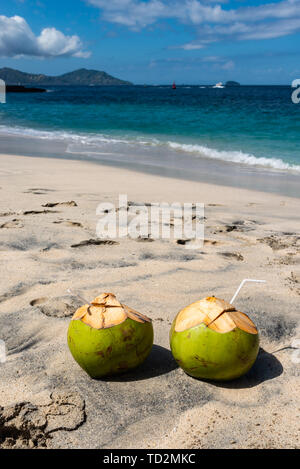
[169,280,265,381]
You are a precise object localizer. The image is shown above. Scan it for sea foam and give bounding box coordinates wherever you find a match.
[167,141,300,172]
[0,124,299,173]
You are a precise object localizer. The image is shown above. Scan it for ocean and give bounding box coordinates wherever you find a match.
[1,84,300,195]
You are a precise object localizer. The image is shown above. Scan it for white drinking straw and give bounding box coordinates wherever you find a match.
[230,279,266,304]
[205,278,266,328]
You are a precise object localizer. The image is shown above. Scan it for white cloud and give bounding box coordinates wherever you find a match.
[181,43,205,50]
[0,15,90,58]
[88,0,177,29]
[87,0,232,29]
[87,0,300,46]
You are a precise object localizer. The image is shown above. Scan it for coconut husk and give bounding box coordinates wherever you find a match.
[175,296,257,334]
[72,293,151,330]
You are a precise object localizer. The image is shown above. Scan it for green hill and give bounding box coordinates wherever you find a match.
[0,68,132,86]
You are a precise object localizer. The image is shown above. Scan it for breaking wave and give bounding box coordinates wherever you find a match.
[0,124,299,173]
[167,142,300,172]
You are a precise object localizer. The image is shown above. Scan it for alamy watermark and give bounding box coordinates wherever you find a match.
[291,79,300,104]
[96,195,204,247]
[0,79,6,104]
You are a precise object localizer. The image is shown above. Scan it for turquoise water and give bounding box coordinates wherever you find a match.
[1,85,300,172]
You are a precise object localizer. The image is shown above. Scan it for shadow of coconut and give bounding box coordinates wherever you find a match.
[100,344,178,382]
[205,347,283,389]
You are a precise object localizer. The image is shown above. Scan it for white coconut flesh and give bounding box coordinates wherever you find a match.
[72,293,151,330]
[174,297,258,335]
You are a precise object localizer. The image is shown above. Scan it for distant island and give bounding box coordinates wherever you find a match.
[0,68,132,86]
[225,81,241,87]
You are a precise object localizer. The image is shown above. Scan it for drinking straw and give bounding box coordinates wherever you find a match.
[205,279,266,328]
[230,279,266,304]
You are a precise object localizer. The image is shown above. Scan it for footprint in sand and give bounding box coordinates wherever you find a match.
[136,235,155,242]
[176,239,191,245]
[0,282,33,303]
[258,234,300,251]
[128,201,152,208]
[286,272,300,295]
[204,239,221,246]
[0,391,85,449]
[219,252,244,261]
[0,219,23,229]
[24,188,56,195]
[176,239,220,247]
[212,225,238,234]
[232,219,263,226]
[53,221,83,228]
[212,220,261,235]
[207,204,225,207]
[71,239,119,248]
[23,210,59,215]
[0,211,16,217]
[30,296,82,318]
[268,253,298,266]
[40,244,63,253]
[42,201,77,208]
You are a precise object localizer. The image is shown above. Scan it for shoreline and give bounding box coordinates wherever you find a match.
[1,133,300,198]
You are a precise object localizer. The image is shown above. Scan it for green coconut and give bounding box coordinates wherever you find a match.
[68,293,153,378]
[170,296,259,381]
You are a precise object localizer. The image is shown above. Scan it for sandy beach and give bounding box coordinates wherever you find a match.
[0,153,299,449]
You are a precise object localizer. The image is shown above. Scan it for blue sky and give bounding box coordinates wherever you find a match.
[0,0,300,84]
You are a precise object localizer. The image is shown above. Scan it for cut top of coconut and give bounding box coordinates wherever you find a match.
[174,296,258,334]
[72,293,152,329]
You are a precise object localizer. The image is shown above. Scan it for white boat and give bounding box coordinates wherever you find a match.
[213,82,224,89]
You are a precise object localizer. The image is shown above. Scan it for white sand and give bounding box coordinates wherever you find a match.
[0,153,299,449]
